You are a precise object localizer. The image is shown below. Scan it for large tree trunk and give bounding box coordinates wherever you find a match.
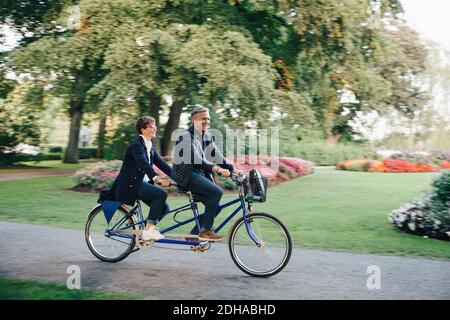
[148,91,161,152]
[63,100,84,163]
[326,132,341,145]
[160,99,184,156]
[96,114,106,159]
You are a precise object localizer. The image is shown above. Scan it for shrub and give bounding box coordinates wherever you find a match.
[47,146,63,153]
[281,141,374,166]
[389,171,450,241]
[0,152,63,165]
[336,159,372,172]
[73,160,122,191]
[389,152,432,165]
[440,161,450,169]
[337,158,437,173]
[368,160,390,173]
[432,170,450,204]
[78,148,97,159]
[73,156,314,192]
[431,150,450,162]
[279,157,315,176]
[215,175,236,190]
[382,159,437,173]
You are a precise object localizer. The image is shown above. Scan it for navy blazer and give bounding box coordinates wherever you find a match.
[109,136,174,205]
[172,126,234,189]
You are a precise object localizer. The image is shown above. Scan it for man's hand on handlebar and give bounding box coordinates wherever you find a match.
[216,167,231,177]
[157,179,172,187]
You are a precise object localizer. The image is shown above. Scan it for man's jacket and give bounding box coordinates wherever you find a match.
[172,126,234,189]
[106,136,174,205]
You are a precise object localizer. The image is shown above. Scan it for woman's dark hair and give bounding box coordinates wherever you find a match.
[135,116,155,135]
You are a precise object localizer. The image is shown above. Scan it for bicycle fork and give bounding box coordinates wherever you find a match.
[241,198,262,247]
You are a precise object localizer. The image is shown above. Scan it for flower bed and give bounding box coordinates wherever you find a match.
[72,160,122,191]
[336,151,450,173]
[388,171,450,241]
[337,158,439,173]
[73,156,314,192]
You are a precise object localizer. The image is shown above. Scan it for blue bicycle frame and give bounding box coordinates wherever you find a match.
[108,191,261,247]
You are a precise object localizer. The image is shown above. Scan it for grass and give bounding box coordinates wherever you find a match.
[0,167,448,259]
[0,276,147,300]
[0,160,97,174]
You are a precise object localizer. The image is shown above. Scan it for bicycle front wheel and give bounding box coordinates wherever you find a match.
[85,204,137,263]
[228,212,292,277]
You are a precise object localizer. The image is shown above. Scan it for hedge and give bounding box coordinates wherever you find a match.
[0,153,63,165]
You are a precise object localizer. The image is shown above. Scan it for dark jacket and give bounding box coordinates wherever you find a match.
[172,126,234,189]
[107,136,174,205]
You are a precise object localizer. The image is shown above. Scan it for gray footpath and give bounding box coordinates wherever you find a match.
[0,221,449,300]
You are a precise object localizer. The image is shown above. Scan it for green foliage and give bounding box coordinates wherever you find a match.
[1,0,431,156]
[47,146,63,153]
[0,84,44,157]
[104,122,137,160]
[431,171,450,204]
[280,129,373,165]
[215,175,236,190]
[390,171,450,241]
[0,153,63,165]
[78,147,97,159]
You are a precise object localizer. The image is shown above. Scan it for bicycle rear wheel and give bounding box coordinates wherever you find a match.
[85,204,137,262]
[228,212,292,277]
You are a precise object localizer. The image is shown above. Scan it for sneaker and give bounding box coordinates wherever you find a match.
[142,226,165,241]
[198,230,223,241]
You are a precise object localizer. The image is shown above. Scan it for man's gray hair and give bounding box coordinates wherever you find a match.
[191,106,209,118]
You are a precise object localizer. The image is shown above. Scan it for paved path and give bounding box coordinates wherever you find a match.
[0,169,76,181]
[0,221,449,300]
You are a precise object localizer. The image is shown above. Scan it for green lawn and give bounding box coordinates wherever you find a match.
[0,160,97,174]
[0,276,147,300]
[0,167,448,259]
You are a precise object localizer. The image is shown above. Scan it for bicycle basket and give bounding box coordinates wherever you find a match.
[244,169,268,202]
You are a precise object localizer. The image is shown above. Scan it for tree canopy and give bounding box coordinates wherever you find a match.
[0,0,433,160]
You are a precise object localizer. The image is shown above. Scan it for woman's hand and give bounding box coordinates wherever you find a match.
[153,176,172,187]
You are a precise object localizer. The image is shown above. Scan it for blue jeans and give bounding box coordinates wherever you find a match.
[188,172,223,233]
[137,182,169,224]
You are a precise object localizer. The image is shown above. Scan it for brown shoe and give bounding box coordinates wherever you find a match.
[198,230,223,241]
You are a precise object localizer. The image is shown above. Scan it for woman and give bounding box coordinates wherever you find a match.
[109,116,174,241]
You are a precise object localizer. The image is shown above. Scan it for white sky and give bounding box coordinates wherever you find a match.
[401,0,450,51]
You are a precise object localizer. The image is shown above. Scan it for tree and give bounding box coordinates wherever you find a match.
[0,82,44,164]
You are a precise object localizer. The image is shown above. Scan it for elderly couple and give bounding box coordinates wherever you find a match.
[107,107,234,242]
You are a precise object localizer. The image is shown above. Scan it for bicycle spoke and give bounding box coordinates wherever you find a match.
[86,207,135,261]
[229,213,291,277]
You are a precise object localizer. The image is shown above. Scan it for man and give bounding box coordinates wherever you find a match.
[173,107,234,241]
[109,116,174,241]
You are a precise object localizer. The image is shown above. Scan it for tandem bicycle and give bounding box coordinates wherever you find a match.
[85,170,292,277]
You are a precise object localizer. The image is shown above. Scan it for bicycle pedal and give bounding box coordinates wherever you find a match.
[190,245,206,253]
[137,239,154,251]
